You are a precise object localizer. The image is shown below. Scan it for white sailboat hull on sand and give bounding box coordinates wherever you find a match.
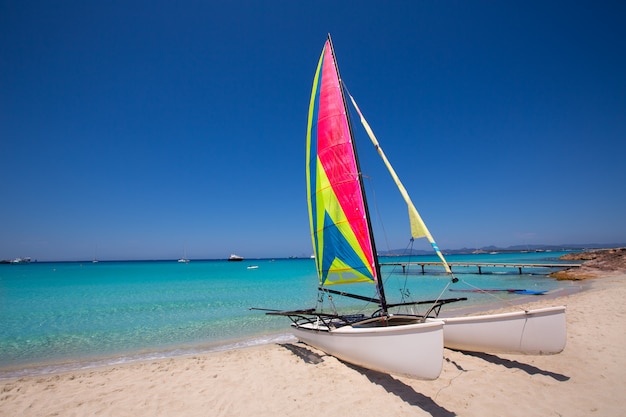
[291,318,444,380]
[428,306,566,354]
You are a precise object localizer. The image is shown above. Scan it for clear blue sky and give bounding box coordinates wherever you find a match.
[2,1,625,261]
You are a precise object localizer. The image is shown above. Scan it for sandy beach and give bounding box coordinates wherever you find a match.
[2,268,625,416]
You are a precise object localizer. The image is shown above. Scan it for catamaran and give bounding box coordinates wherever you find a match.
[264,35,457,380]
[266,35,565,379]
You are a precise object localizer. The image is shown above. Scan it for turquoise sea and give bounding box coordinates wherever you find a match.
[0,251,582,378]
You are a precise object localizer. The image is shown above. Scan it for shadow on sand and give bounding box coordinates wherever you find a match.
[344,363,457,417]
[457,350,570,381]
[280,342,456,417]
[280,342,326,364]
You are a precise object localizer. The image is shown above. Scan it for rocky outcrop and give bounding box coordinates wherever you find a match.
[550,248,626,280]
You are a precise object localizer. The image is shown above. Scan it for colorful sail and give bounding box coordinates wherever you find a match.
[306,40,377,286]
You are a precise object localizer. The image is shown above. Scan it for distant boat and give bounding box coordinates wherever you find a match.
[10,257,31,264]
[247,265,259,270]
[178,245,190,263]
[228,254,243,262]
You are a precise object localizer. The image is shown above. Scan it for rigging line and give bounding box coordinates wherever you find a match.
[427,279,455,316]
[343,89,394,260]
[398,239,416,297]
[378,239,416,296]
[317,289,340,316]
[342,81,413,270]
[344,85,455,279]
[343,83,463,308]
[362,174,393,256]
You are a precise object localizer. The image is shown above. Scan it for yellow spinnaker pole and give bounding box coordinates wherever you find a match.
[347,93,453,275]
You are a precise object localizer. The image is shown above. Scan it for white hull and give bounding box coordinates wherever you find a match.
[429,306,566,355]
[291,317,444,379]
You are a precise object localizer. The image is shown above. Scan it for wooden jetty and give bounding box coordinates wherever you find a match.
[381,261,582,275]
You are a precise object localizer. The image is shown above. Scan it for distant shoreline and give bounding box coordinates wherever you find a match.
[4,244,626,264]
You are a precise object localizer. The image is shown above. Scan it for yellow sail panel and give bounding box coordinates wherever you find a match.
[323,258,377,285]
[408,205,429,239]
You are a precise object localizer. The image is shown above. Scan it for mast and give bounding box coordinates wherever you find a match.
[326,34,389,314]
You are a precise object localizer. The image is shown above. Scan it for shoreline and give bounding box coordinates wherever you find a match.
[0,280,587,381]
[2,266,625,416]
[0,332,297,381]
[0,269,593,380]
[1,272,624,416]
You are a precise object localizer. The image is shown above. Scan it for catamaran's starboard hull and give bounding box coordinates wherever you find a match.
[429,306,566,355]
[291,319,444,380]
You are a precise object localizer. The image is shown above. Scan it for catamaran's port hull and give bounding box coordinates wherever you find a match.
[291,318,444,380]
[429,306,566,354]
